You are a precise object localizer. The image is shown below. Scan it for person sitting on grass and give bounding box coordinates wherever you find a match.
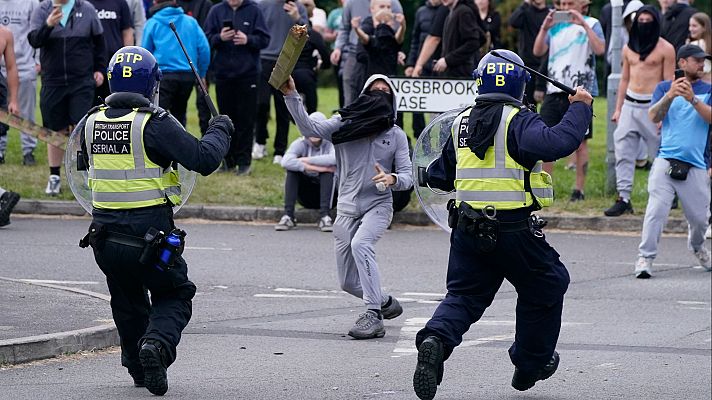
[275,111,337,232]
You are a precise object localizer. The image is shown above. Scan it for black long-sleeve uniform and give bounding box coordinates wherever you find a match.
[76,91,230,378]
[415,98,593,387]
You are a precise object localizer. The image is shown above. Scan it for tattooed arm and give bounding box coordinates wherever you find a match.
[648,95,674,123]
[649,79,683,123]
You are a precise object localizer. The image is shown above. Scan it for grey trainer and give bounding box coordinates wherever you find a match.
[348,310,385,339]
[381,296,403,320]
[275,215,296,231]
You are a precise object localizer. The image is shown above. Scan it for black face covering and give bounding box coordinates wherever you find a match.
[332,89,395,145]
[629,7,661,61]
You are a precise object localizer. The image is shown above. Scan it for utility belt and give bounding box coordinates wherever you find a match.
[79,222,186,271]
[447,200,547,253]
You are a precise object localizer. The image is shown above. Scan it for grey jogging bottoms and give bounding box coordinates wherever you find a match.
[333,202,393,309]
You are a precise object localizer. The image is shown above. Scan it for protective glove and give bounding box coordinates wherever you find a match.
[208,114,235,136]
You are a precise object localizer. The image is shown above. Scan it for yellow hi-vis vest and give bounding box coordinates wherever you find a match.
[85,108,182,210]
[452,105,553,210]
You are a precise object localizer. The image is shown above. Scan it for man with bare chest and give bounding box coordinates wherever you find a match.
[606,5,675,216]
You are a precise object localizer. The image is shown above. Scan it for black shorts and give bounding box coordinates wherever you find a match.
[39,81,95,132]
[540,92,593,140]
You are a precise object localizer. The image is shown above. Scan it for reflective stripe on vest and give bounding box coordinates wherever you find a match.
[85,109,183,210]
[452,105,554,210]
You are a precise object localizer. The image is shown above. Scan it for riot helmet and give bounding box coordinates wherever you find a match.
[107,46,162,99]
[472,49,530,100]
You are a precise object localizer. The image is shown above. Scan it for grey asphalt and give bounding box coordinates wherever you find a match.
[0,217,709,399]
[0,279,111,341]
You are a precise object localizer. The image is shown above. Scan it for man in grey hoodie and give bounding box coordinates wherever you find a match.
[280,73,413,339]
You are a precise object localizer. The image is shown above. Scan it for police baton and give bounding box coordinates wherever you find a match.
[490,50,576,96]
[169,22,219,117]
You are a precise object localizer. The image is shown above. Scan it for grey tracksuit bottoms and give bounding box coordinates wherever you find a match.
[0,79,38,156]
[333,202,392,310]
[613,94,660,199]
[638,158,711,259]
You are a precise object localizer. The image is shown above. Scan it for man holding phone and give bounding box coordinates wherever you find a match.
[633,44,712,278]
[204,0,270,175]
[28,0,106,196]
[605,6,675,217]
[533,0,604,202]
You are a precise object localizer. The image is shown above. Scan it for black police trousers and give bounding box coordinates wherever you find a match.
[91,206,196,373]
[416,225,569,374]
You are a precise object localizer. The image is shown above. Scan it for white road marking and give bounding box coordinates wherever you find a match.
[185,246,233,251]
[274,287,342,294]
[254,294,342,299]
[402,292,445,297]
[0,276,110,302]
[677,301,709,305]
[20,279,98,285]
[392,317,591,355]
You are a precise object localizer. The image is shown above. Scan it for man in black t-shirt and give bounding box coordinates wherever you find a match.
[88,0,134,104]
[411,4,447,78]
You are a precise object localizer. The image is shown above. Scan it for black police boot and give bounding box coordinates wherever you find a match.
[413,336,444,400]
[139,340,168,396]
[604,197,634,217]
[511,351,560,391]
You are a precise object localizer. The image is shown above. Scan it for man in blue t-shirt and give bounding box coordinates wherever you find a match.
[635,44,712,279]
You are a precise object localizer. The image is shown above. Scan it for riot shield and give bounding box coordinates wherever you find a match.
[412,108,466,233]
[65,127,196,215]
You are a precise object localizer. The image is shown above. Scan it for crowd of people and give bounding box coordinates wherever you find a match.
[0,0,709,247]
[0,0,708,398]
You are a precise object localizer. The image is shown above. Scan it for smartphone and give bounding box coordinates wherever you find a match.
[222,20,233,29]
[552,11,573,23]
[674,69,684,80]
[52,0,62,7]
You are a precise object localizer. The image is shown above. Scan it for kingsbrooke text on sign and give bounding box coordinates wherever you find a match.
[390,77,477,113]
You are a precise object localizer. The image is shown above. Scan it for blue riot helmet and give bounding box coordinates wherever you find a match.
[107,46,162,99]
[472,49,530,100]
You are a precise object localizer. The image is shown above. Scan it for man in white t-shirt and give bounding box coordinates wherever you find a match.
[533,0,604,202]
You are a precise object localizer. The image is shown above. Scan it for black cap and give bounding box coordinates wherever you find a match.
[677,44,712,61]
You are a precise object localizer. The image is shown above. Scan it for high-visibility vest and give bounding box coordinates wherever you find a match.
[452,105,553,210]
[84,108,182,210]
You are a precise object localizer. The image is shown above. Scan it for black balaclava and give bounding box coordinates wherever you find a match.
[628,6,661,61]
[332,86,394,145]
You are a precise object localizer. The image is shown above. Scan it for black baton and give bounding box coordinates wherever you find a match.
[169,22,219,117]
[491,50,577,96]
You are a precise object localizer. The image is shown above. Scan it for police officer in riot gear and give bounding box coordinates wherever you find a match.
[412,49,593,400]
[75,46,233,396]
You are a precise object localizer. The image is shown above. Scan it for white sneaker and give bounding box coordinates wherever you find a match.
[252,143,266,160]
[272,155,283,164]
[634,256,653,279]
[705,225,711,239]
[274,214,296,231]
[45,174,61,196]
[693,247,711,271]
[318,215,333,232]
